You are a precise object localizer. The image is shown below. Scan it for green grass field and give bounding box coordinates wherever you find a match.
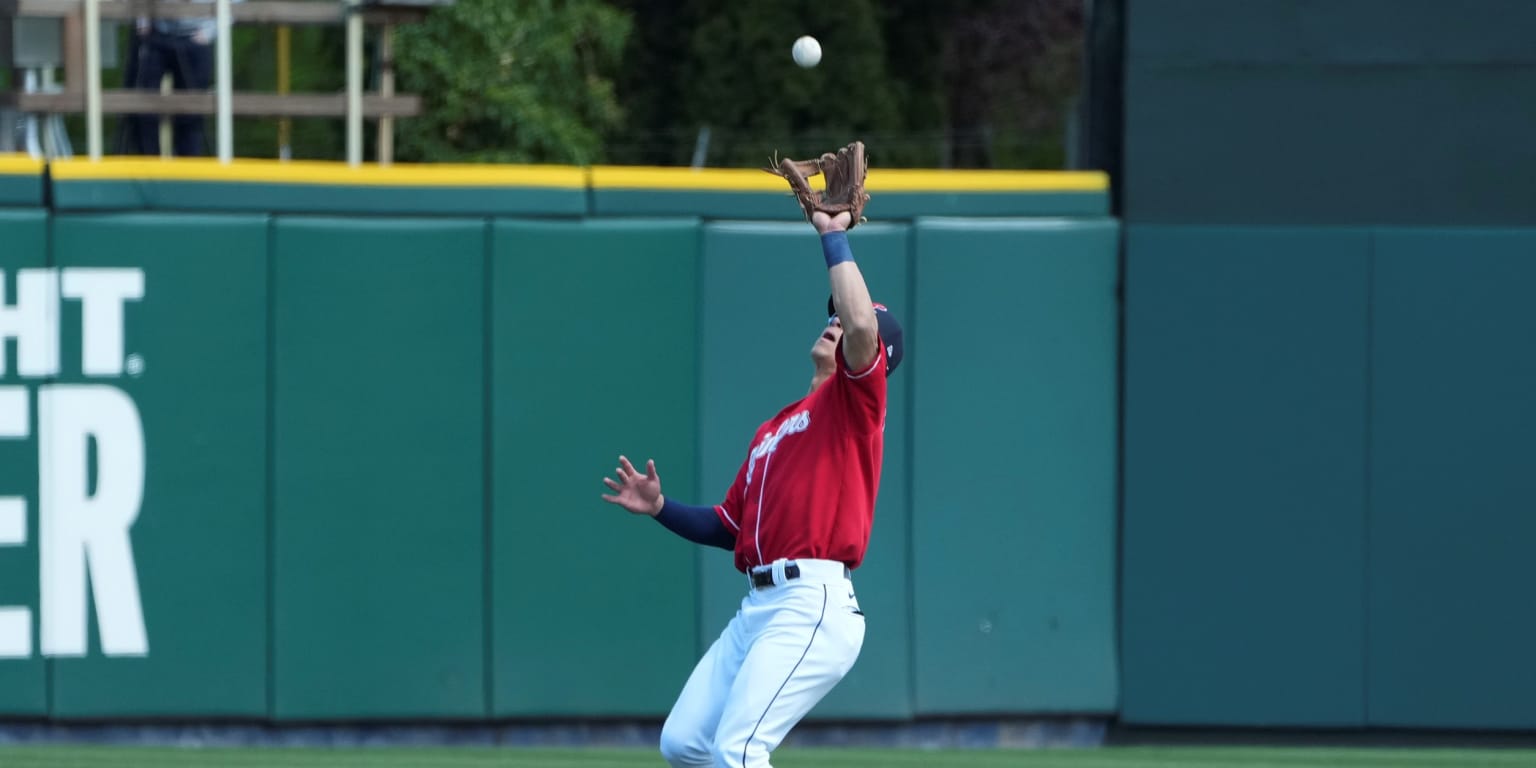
[2,746,1536,768]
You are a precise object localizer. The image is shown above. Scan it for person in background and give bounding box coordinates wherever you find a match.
[121,0,237,156]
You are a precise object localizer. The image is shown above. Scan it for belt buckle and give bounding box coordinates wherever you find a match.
[750,559,796,590]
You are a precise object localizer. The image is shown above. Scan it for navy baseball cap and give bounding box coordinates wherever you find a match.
[827,295,905,375]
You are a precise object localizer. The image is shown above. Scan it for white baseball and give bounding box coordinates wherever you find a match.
[792,36,821,68]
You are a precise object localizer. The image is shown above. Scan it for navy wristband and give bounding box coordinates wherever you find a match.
[821,231,853,268]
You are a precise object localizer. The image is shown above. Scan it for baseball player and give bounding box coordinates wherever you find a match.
[601,142,903,768]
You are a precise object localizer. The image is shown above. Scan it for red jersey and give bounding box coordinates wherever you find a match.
[713,342,889,572]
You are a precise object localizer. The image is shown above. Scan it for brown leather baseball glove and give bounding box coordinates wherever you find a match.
[763,141,870,228]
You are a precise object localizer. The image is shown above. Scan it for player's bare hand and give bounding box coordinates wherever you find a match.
[812,211,851,235]
[601,455,664,516]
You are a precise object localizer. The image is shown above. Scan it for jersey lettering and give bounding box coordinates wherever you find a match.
[746,409,809,484]
[718,340,889,572]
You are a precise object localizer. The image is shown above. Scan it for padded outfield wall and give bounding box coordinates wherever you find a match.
[0,156,1118,722]
[1118,0,1536,731]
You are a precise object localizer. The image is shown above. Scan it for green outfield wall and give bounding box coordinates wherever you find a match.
[1122,0,1536,227]
[1118,0,1536,732]
[0,158,1118,722]
[1121,226,1536,731]
[17,143,1534,733]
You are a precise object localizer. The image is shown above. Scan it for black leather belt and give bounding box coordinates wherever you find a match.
[749,561,852,589]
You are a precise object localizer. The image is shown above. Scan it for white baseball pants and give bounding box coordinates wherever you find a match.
[659,558,865,768]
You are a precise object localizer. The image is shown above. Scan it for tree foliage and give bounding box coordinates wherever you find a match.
[610,0,1083,169]
[101,0,1081,169]
[393,0,632,164]
[680,0,902,168]
[225,24,348,160]
[610,0,906,167]
[939,0,1084,168]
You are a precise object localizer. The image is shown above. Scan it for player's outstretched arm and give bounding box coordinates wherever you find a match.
[601,456,734,550]
[815,211,879,372]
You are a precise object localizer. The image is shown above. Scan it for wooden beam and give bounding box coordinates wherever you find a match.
[377,23,394,164]
[4,89,423,117]
[2,0,430,25]
[60,6,82,93]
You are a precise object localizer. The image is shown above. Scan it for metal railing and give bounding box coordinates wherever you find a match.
[0,0,439,164]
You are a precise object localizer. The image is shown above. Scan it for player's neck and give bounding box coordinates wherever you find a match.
[808,371,833,395]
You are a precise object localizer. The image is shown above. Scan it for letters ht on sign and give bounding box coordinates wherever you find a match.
[0,268,149,659]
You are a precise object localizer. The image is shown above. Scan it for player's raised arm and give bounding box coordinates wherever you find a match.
[816,211,879,373]
[765,141,881,374]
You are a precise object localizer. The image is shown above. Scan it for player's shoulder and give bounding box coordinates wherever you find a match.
[838,339,888,382]
[758,395,811,431]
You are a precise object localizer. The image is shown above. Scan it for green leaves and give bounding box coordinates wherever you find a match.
[608,0,1082,169]
[209,0,1080,168]
[394,0,632,164]
[677,0,903,168]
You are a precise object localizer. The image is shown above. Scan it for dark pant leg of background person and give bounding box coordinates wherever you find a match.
[125,32,170,156]
[167,34,212,157]
[115,32,146,153]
